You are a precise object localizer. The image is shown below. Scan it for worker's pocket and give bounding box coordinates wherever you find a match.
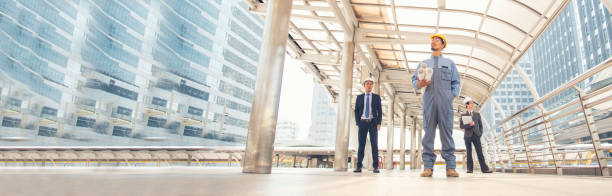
[441,69,451,81]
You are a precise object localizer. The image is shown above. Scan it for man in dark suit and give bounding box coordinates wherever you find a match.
[459,98,492,173]
[353,78,382,173]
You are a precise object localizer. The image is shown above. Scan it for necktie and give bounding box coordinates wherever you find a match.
[365,94,370,118]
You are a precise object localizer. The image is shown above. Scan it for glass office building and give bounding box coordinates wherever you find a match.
[481,58,536,133]
[529,0,611,109]
[308,83,337,147]
[0,0,261,146]
[481,0,612,143]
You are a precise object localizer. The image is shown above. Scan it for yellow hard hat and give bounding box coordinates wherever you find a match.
[430,34,447,48]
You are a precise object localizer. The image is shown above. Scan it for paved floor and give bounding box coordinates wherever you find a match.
[0,167,611,196]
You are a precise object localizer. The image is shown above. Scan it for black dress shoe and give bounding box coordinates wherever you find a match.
[373,168,380,173]
[483,170,493,173]
[466,170,473,173]
[353,168,362,173]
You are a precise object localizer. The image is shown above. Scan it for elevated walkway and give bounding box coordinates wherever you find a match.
[0,167,610,196]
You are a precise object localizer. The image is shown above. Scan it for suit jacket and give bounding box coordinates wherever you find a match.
[459,111,483,138]
[354,93,382,127]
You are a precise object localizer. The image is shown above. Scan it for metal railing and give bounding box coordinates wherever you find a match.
[486,57,612,176]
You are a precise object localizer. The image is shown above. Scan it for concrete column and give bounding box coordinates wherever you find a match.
[341,100,354,167]
[399,106,407,170]
[243,0,293,174]
[410,116,417,169]
[386,95,395,170]
[333,30,356,172]
[349,106,359,169]
[374,71,381,94]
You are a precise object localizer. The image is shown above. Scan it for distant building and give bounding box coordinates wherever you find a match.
[308,83,337,147]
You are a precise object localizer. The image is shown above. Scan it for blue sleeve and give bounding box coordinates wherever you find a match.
[411,63,421,90]
[450,60,461,97]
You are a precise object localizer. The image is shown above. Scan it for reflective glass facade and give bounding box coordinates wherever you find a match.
[0,0,262,146]
[481,0,612,144]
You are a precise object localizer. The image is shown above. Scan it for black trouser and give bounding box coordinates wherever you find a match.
[464,134,489,172]
[357,120,378,169]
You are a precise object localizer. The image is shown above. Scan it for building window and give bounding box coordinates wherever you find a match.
[38,126,57,137]
[184,126,203,137]
[178,81,210,101]
[188,106,204,116]
[112,126,132,137]
[116,106,133,116]
[1,117,21,128]
[152,97,168,107]
[76,117,96,128]
[222,65,255,89]
[40,106,58,118]
[216,97,251,114]
[147,117,167,128]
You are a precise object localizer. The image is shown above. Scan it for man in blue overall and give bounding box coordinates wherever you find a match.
[411,34,461,177]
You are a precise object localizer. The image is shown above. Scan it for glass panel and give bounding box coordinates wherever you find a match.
[0,0,260,146]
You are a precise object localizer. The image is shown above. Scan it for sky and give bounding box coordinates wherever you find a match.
[277,54,314,140]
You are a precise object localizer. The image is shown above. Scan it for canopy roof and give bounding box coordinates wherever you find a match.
[248,0,570,124]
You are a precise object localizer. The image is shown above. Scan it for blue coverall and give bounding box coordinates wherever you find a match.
[411,55,461,169]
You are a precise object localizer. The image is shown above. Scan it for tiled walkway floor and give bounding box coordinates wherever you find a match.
[1,167,611,196]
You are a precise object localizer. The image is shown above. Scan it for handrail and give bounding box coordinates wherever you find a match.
[490,57,612,130]
[485,57,612,176]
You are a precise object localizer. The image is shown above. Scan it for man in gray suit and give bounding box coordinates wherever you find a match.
[459,98,492,173]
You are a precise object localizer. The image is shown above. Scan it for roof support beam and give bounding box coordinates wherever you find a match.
[358,21,516,50]
[252,11,337,23]
[355,28,512,61]
[350,2,540,36]
[373,48,501,71]
[299,54,340,65]
[252,3,334,13]
[462,0,492,97]
[328,0,391,104]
